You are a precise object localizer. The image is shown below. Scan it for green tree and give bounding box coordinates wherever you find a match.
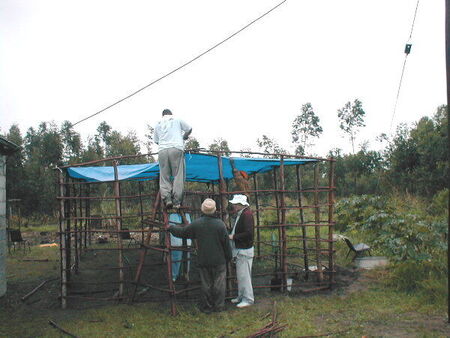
[60,121,82,164]
[384,106,448,196]
[328,144,384,197]
[185,137,201,152]
[95,121,112,155]
[81,136,104,163]
[5,125,25,208]
[239,147,253,158]
[21,122,64,215]
[337,99,366,154]
[291,103,323,155]
[209,138,231,156]
[106,130,141,163]
[256,135,286,157]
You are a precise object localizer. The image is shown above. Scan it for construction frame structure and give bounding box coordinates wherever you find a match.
[56,150,336,314]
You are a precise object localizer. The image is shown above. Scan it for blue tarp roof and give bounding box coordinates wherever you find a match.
[67,153,318,183]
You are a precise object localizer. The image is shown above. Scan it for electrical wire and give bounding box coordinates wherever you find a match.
[389,0,420,133]
[72,0,288,127]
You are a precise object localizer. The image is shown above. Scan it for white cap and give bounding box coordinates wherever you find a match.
[201,198,217,215]
[229,194,249,206]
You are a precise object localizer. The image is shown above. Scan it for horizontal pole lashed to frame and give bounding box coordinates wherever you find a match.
[57,149,334,169]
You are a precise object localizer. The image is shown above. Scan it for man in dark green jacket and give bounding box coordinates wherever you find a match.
[168,198,232,313]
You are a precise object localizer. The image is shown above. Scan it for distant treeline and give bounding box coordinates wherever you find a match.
[2,104,448,217]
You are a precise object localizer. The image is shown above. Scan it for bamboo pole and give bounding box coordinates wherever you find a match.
[314,164,323,281]
[113,161,124,298]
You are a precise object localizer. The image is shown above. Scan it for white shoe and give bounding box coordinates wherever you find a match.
[236,300,252,308]
[231,298,240,304]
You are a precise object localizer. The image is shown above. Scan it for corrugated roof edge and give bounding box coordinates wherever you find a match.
[0,136,21,156]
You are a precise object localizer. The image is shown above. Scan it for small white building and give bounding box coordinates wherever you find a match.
[0,136,20,297]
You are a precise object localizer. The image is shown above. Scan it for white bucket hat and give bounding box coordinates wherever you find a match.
[229,194,249,206]
[201,198,217,215]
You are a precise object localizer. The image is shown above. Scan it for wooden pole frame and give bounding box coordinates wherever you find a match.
[313,164,323,281]
[55,151,337,312]
[58,170,68,309]
[279,156,288,291]
[296,165,309,274]
[113,161,124,298]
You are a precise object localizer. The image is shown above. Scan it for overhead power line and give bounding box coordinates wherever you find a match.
[389,0,420,133]
[72,0,288,127]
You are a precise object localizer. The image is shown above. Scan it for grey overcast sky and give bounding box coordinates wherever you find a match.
[0,0,446,156]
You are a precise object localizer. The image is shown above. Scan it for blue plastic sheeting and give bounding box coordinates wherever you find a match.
[67,163,159,182]
[67,153,318,183]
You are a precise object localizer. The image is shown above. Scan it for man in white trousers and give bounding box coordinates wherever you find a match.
[229,194,254,308]
[154,109,192,209]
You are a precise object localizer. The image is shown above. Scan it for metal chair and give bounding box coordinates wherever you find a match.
[120,228,137,248]
[343,237,371,261]
[8,229,31,253]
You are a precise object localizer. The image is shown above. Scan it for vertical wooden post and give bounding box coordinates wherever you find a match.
[72,183,79,273]
[65,179,71,282]
[253,175,261,257]
[163,208,177,316]
[217,153,228,224]
[131,191,161,302]
[328,159,335,288]
[86,185,91,247]
[296,165,309,272]
[138,181,145,243]
[58,170,68,309]
[279,156,288,291]
[113,161,124,298]
[314,164,323,281]
[272,168,281,271]
[217,153,233,298]
[445,0,450,323]
[80,184,85,252]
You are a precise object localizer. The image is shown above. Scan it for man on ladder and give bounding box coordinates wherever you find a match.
[154,108,192,209]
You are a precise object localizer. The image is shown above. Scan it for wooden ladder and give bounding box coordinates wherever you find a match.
[131,192,190,315]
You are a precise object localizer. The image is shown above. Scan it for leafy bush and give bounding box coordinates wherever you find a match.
[386,255,447,304]
[336,193,448,302]
[428,188,449,216]
[336,194,447,262]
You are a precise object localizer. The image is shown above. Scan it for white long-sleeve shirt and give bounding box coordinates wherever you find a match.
[154,115,191,151]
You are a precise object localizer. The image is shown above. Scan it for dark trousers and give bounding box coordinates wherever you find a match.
[199,264,226,311]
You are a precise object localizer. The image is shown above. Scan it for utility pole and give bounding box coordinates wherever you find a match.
[446,0,450,324]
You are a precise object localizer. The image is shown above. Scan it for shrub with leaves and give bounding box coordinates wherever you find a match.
[336,193,448,302]
[335,194,447,262]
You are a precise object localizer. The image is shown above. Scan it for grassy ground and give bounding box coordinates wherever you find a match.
[1,245,449,337]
